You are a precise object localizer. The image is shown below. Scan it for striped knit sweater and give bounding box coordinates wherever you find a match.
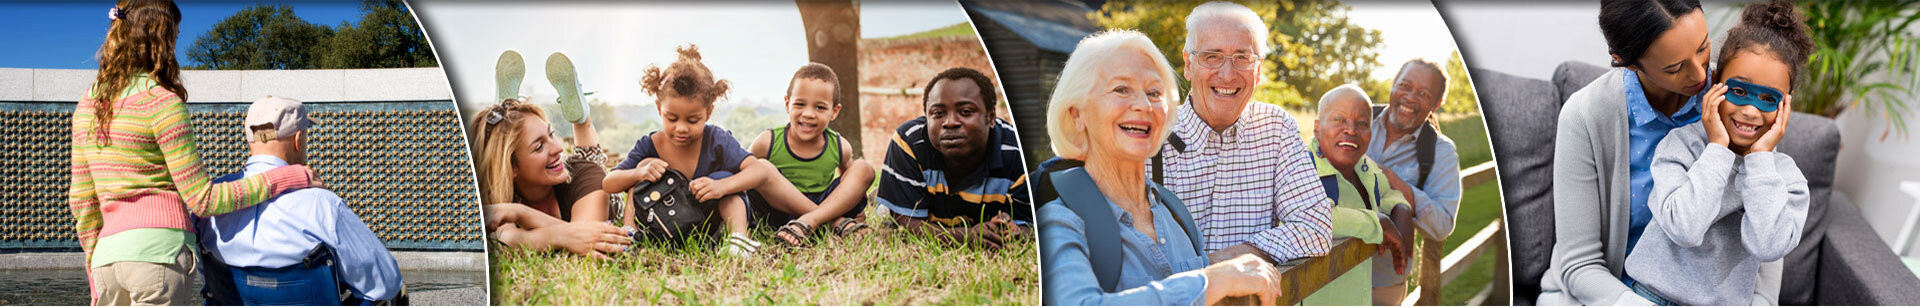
[68,75,312,263]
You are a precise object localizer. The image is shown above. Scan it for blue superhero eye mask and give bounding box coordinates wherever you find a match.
[1723,79,1782,112]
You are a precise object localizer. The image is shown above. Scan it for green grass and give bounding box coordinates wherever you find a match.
[1387,113,1500,305]
[872,22,976,41]
[490,207,1038,305]
[1437,182,1505,305]
[1437,114,1494,167]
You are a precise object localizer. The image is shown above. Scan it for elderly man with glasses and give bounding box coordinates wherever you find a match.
[1151,1,1335,267]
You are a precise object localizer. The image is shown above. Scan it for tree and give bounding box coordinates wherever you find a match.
[186,0,436,70]
[796,0,863,156]
[187,4,333,70]
[1441,51,1478,114]
[1094,0,1384,110]
[319,0,438,68]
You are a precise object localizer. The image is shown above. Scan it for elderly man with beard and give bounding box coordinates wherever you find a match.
[1366,58,1464,304]
[1151,1,1335,266]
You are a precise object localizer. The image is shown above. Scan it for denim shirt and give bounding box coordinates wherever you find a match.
[1621,69,1702,284]
[1040,186,1210,306]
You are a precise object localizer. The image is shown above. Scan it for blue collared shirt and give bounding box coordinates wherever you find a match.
[198,155,403,301]
[1367,112,1465,286]
[1040,187,1210,306]
[1621,69,1703,284]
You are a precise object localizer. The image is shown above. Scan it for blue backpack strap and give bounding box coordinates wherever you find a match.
[1320,175,1341,205]
[1149,182,1203,256]
[1047,167,1126,293]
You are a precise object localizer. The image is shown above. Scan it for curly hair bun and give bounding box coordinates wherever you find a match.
[640,44,731,107]
[1743,0,1813,52]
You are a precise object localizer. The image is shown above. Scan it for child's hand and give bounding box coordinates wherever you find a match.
[1702,84,1731,147]
[689,177,726,202]
[631,158,669,182]
[1750,94,1792,153]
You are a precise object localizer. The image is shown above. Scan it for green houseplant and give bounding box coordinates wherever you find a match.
[1800,0,1920,140]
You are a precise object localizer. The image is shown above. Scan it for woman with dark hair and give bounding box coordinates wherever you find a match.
[1540,0,1787,304]
[68,0,319,304]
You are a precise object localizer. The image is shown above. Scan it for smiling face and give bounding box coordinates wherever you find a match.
[1183,20,1261,129]
[925,78,990,166]
[511,117,570,188]
[1316,92,1373,173]
[1627,9,1713,99]
[1076,50,1171,164]
[1715,47,1789,149]
[657,95,712,148]
[785,77,839,143]
[1387,64,1444,131]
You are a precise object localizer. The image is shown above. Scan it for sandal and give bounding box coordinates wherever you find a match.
[721,232,761,257]
[832,217,872,238]
[774,220,813,248]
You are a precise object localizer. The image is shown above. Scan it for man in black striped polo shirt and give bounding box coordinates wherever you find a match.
[877,67,1032,249]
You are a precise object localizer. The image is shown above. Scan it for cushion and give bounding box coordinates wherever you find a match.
[1776,112,1839,305]
[1552,62,1610,105]
[1469,68,1562,304]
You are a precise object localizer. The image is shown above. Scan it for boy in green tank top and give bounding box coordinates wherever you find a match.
[748,63,877,247]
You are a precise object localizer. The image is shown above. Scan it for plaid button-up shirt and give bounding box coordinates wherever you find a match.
[1152,102,1333,262]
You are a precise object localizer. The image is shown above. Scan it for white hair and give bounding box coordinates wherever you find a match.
[1047,30,1181,160]
[1317,83,1373,115]
[1184,1,1272,56]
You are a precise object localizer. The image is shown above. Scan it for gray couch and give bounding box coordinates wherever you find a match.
[1478,61,1920,305]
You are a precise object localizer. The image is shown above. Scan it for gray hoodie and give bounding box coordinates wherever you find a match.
[1626,121,1809,306]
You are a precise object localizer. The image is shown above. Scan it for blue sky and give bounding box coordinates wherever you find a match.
[0,1,365,69]
[417,1,971,107]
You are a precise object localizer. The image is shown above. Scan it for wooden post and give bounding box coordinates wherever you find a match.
[1417,231,1443,305]
[795,0,862,156]
[1491,217,1512,306]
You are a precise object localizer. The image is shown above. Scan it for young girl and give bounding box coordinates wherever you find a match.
[472,98,632,260]
[603,45,767,257]
[69,0,317,304]
[1625,0,1812,305]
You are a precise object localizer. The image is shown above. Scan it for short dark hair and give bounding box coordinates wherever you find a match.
[1394,58,1449,93]
[1714,0,1813,91]
[786,62,840,104]
[921,67,999,116]
[1598,0,1703,67]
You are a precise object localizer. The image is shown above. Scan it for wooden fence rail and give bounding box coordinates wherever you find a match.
[1268,162,1506,306]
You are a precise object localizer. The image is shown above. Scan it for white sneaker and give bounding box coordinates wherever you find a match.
[721,232,761,257]
[495,50,525,103]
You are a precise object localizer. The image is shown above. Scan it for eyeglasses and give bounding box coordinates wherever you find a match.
[1190,51,1261,71]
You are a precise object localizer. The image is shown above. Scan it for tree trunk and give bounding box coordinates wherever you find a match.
[796,0,863,157]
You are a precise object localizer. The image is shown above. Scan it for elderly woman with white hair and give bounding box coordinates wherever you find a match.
[1036,29,1285,306]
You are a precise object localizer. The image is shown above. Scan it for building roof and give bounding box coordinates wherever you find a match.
[961,0,1100,54]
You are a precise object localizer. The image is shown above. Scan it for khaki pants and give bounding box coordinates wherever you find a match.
[90,246,196,306]
[1373,281,1408,305]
